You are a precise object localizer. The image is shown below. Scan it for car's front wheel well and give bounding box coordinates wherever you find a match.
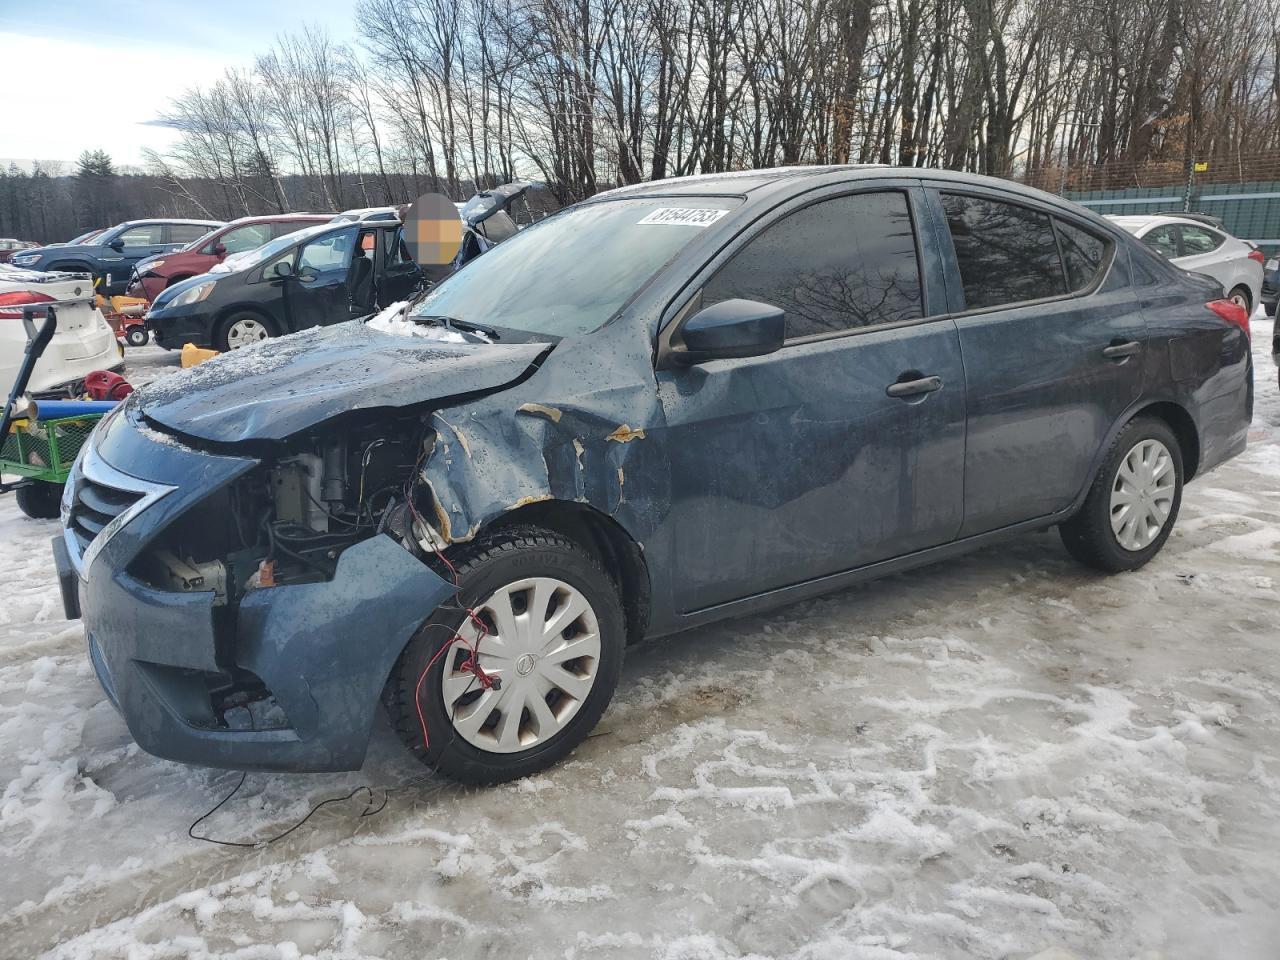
[47,261,94,276]
[165,274,194,287]
[1132,401,1200,480]
[481,501,651,644]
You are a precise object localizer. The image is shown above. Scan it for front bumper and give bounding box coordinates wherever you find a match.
[57,405,456,772]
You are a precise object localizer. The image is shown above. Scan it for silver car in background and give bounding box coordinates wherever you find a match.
[1109,214,1263,314]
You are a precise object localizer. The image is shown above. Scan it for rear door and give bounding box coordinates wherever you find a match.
[926,185,1145,535]
[658,183,967,612]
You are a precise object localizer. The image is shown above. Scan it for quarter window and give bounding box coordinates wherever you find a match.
[1054,219,1109,291]
[1179,225,1224,254]
[702,191,924,340]
[940,193,1065,310]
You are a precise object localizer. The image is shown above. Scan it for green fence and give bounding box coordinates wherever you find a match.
[1065,181,1280,255]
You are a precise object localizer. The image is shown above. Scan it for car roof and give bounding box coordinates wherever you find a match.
[1105,213,1222,232]
[114,218,225,228]
[222,213,333,227]
[595,165,883,198]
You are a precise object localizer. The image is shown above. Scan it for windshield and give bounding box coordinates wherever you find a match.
[232,225,330,272]
[69,229,103,245]
[410,197,739,338]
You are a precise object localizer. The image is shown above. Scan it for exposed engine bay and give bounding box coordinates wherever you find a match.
[133,413,446,607]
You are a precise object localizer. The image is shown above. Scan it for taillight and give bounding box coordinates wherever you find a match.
[1248,249,1265,265]
[0,290,54,318]
[1207,298,1250,338]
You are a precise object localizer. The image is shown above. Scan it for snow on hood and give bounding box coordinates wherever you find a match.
[136,319,549,444]
[366,301,488,343]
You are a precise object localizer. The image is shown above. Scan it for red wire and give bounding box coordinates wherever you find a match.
[413,547,497,751]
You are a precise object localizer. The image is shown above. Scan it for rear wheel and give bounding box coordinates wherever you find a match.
[15,482,62,519]
[1059,417,1183,573]
[215,311,274,351]
[384,526,625,784]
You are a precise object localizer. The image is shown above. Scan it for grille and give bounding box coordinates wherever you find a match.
[67,476,143,558]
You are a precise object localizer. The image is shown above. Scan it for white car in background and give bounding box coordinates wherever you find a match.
[0,264,121,398]
[1108,214,1263,313]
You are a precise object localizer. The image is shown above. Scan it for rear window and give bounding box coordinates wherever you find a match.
[941,193,1065,310]
[1179,225,1225,254]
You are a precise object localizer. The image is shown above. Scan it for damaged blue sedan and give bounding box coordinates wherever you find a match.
[52,167,1252,783]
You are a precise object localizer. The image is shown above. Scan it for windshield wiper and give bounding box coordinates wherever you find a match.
[419,314,501,341]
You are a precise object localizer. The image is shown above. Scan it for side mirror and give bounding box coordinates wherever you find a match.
[108,239,125,252]
[272,260,293,279]
[665,298,785,367]
[213,242,227,257]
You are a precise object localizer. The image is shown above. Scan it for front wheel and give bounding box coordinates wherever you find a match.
[215,312,274,351]
[1059,417,1183,573]
[385,526,625,784]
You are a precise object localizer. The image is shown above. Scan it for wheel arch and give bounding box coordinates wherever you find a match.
[46,260,96,276]
[1129,400,1201,480]
[479,499,652,644]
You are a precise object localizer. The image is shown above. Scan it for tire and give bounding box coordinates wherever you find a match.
[384,525,625,785]
[15,482,62,519]
[215,311,275,352]
[1264,299,1277,318]
[125,326,149,347]
[1059,417,1183,573]
[1227,285,1252,314]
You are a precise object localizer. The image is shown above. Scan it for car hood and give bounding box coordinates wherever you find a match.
[136,320,550,443]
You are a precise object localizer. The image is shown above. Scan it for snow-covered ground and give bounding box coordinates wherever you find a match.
[3,329,1280,959]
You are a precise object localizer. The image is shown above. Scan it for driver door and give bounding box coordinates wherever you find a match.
[105,224,167,293]
[657,185,966,613]
[283,226,358,332]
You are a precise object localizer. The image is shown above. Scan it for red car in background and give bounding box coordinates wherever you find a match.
[0,238,38,263]
[127,213,331,302]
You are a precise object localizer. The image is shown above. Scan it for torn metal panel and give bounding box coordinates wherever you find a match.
[417,320,671,557]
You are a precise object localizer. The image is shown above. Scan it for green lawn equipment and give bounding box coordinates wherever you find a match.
[1,308,114,518]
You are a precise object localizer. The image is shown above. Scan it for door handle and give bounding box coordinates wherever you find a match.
[886,375,943,398]
[1102,340,1142,360]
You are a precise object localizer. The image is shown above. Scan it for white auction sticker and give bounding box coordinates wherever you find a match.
[637,207,729,227]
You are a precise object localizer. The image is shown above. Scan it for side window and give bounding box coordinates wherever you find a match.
[940,193,1065,310]
[116,224,165,246]
[383,228,413,266]
[1143,225,1180,259]
[298,228,356,281]
[271,220,314,240]
[168,224,210,245]
[218,224,272,255]
[1179,225,1224,255]
[702,191,923,340]
[1053,219,1109,291]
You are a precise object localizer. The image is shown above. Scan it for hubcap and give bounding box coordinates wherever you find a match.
[226,317,268,349]
[440,576,601,754]
[1110,438,1175,551]
[1231,292,1249,310]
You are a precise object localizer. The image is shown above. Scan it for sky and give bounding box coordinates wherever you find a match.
[0,0,356,171]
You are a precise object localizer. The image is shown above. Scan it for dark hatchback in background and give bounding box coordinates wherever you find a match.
[55,167,1251,785]
[127,214,333,302]
[9,219,225,294]
[145,219,421,351]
